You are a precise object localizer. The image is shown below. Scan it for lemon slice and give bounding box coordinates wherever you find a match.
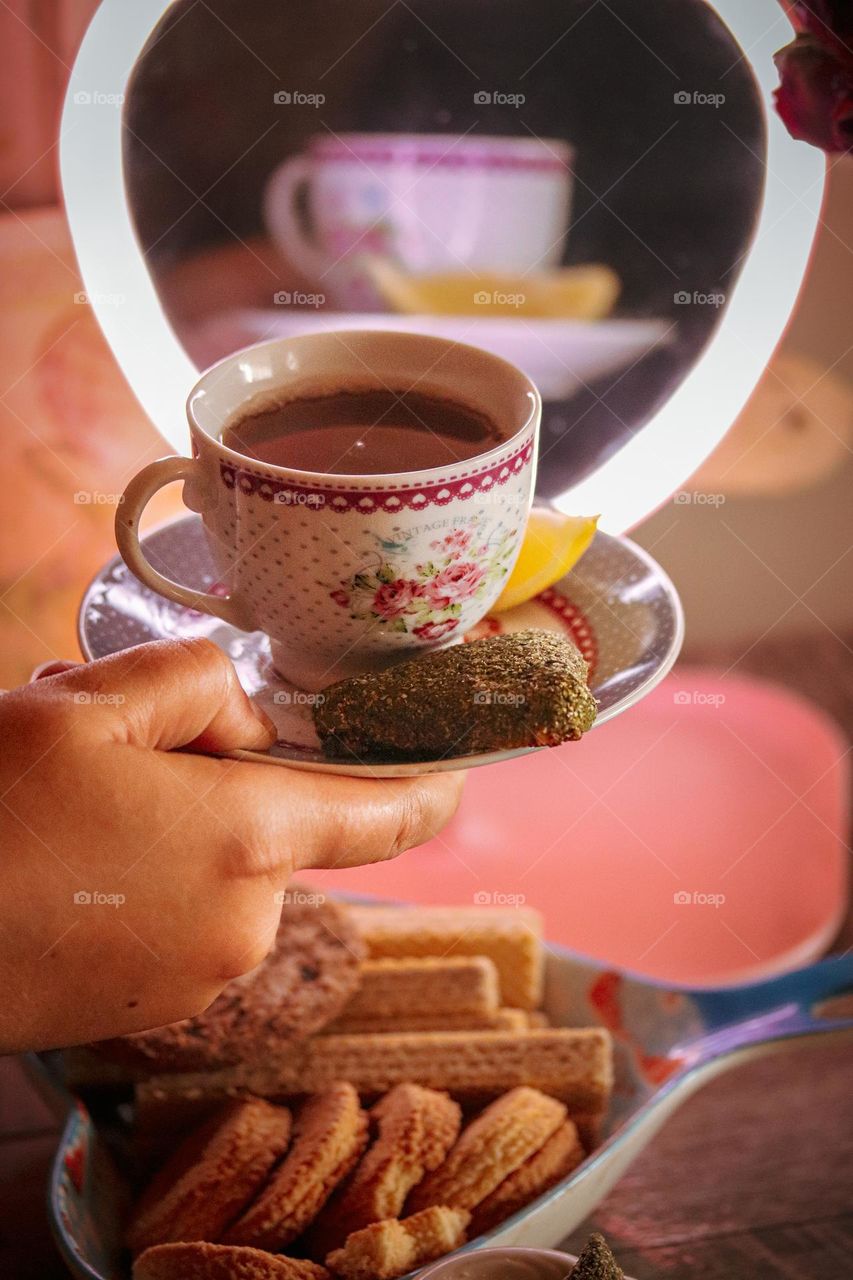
[363,257,620,320]
[492,510,599,613]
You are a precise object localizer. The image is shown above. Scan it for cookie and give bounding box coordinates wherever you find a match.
[127,1099,292,1256]
[309,1084,461,1253]
[325,1206,470,1280]
[313,630,596,759]
[408,1087,566,1213]
[223,1082,368,1251]
[136,1027,613,1112]
[95,897,363,1071]
[346,905,543,1008]
[469,1119,585,1236]
[133,1243,329,1280]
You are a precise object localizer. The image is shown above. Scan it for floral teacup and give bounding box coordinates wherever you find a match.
[116,330,540,690]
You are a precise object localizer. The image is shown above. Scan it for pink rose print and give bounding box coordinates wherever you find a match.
[372,578,420,619]
[430,529,471,557]
[328,515,516,638]
[425,561,485,607]
[414,619,460,641]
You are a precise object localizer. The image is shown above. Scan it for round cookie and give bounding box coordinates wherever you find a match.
[308,1083,461,1253]
[408,1087,566,1213]
[95,897,364,1071]
[133,1243,330,1280]
[223,1082,369,1251]
[127,1099,292,1255]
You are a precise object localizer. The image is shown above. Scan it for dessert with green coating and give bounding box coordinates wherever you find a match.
[313,630,597,761]
[570,1233,624,1278]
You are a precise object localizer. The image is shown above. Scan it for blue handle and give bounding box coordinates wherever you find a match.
[681,953,853,1066]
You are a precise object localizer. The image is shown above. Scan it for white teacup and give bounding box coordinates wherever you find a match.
[265,133,574,309]
[116,330,540,691]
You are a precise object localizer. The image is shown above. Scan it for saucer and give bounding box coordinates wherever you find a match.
[78,516,683,777]
[183,308,674,403]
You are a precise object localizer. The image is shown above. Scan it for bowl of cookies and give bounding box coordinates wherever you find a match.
[40,896,853,1280]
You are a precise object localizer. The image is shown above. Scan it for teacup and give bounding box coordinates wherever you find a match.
[116,330,540,691]
[265,133,574,308]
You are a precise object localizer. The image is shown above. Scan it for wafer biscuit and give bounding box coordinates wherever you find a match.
[133,1243,329,1280]
[137,1028,612,1113]
[325,1008,527,1035]
[347,906,543,1009]
[335,956,500,1021]
[309,1084,461,1253]
[408,1087,566,1213]
[325,1206,470,1280]
[223,1083,367,1251]
[126,1099,292,1255]
[469,1119,585,1235]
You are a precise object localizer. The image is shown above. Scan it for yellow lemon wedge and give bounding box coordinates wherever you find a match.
[363,256,620,321]
[492,510,599,613]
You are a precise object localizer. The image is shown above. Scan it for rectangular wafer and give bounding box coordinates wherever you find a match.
[323,1008,527,1036]
[336,956,501,1021]
[346,905,544,1009]
[136,1027,612,1113]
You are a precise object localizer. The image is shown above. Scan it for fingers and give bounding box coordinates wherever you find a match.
[38,638,276,753]
[222,764,466,874]
[30,660,79,681]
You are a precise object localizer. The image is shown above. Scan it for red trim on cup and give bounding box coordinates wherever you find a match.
[310,139,569,173]
[219,440,535,513]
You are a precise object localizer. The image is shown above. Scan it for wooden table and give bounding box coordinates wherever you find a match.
[1,634,851,1277]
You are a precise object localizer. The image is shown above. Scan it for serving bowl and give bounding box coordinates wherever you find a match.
[39,939,853,1280]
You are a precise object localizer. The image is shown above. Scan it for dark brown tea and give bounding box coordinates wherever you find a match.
[222,387,502,475]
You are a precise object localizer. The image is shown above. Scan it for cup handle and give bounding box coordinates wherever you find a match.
[264,155,333,283]
[115,457,243,627]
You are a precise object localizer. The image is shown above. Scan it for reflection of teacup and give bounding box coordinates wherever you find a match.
[115,330,540,692]
[265,133,574,309]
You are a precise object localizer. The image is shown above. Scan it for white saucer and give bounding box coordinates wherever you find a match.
[78,517,683,777]
[183,308,674,403]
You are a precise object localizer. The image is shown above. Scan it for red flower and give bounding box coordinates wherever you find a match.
[414,619,460,641]
[425,561,485,607]
[373,579,419,619]
[774,3,853,153]
[330,589,350,608]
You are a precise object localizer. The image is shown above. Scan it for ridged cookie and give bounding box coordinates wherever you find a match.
[133,1243,329,1280]
[309,1084,461,1253]
[408,1087,566,1213]
[469,1119,585,1235]
[127,1099,292,1255]
[223,1082,368,1251]
[325,1206,469,1280]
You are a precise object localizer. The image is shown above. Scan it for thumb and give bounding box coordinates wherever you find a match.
[48,638,276,753]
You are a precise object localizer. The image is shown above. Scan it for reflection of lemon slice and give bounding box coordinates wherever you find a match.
[493,510,599,613]
[363,257,619,320]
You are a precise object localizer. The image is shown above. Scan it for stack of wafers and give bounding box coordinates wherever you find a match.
[130,903,612,1151]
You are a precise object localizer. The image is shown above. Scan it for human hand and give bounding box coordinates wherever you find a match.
[0,639,463,1053]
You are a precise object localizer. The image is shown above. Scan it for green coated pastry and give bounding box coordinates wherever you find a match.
[313,629,597,761]
[570,1234,624,1280]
